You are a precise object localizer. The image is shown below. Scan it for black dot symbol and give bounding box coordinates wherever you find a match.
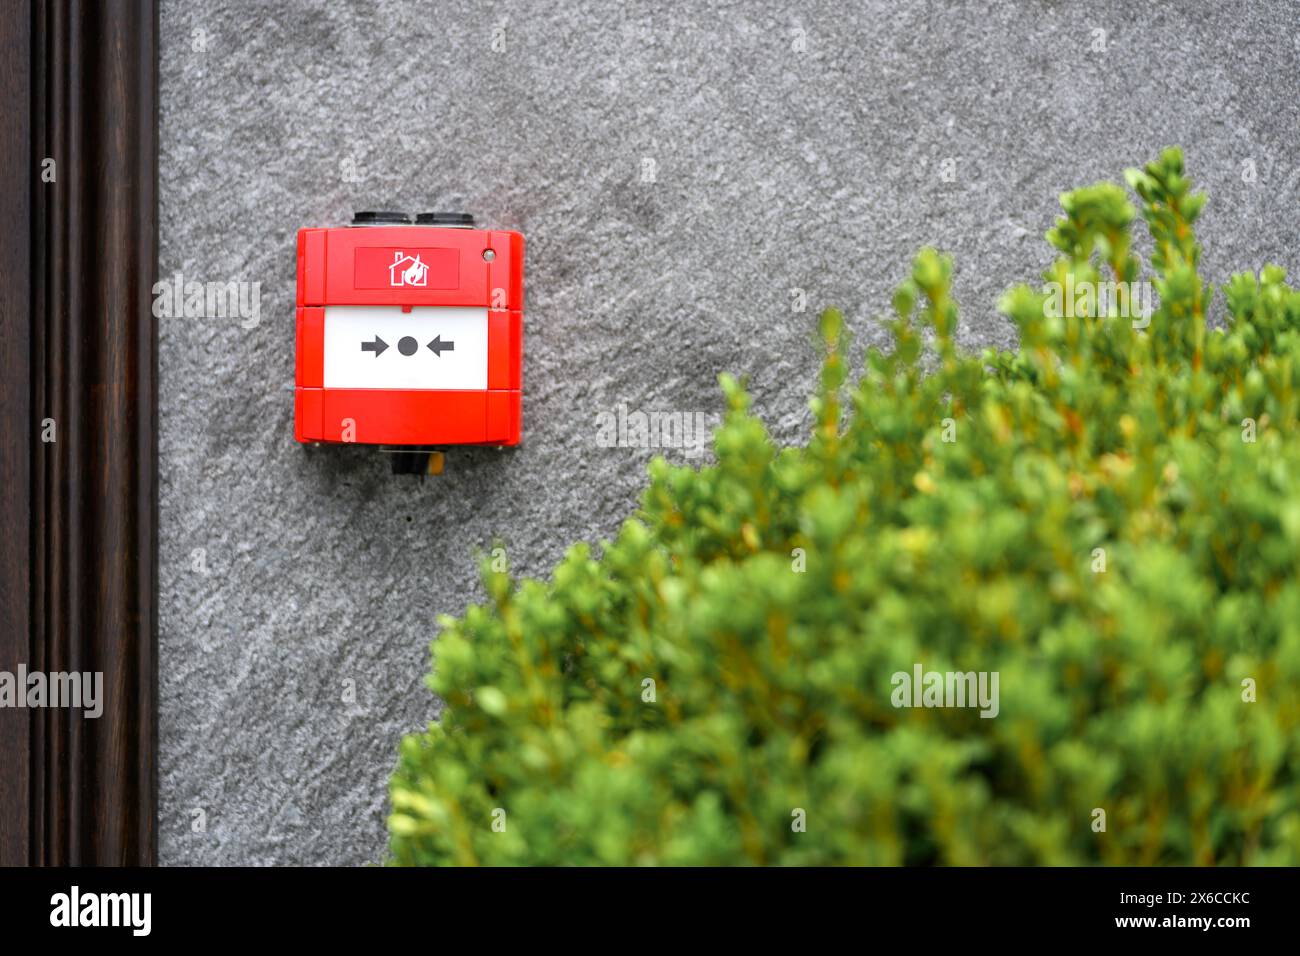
[398,336,418,356]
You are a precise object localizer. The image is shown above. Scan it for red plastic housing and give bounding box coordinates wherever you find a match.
[294,224,524,446]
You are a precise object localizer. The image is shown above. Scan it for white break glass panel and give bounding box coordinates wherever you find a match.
[322,305,489,390]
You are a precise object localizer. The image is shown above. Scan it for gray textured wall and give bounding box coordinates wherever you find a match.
[158,0,1300,865]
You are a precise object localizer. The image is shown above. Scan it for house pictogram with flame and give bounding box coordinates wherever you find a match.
[389,251,429,287]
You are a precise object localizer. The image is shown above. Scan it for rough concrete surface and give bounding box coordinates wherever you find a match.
[159,0,1300,865]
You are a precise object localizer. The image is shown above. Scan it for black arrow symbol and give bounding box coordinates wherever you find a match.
[427,335,455,357]
[361,336,388,357]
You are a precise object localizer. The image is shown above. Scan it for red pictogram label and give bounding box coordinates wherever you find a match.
[353,246,460,290]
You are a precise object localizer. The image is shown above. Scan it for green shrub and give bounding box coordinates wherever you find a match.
[389,148,1300,865]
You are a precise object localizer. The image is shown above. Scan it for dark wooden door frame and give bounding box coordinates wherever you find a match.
[1,0,158,866]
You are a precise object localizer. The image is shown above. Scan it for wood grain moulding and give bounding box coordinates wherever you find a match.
[0,0,159,867]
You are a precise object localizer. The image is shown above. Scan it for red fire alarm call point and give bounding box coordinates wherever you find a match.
[294,211,524,472]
